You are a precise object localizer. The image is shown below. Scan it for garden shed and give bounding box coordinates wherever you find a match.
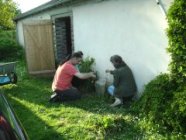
[14,0,173,95]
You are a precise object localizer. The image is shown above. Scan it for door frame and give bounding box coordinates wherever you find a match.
[51,12,74,66]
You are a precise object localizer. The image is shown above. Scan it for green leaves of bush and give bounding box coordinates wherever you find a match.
[78,57,96,92]
[132,73,186,137]
[79,57,95,72]
[167,0,186,87]
[164,88,186,133]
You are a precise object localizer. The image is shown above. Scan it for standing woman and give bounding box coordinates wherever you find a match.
[106,55,137,107]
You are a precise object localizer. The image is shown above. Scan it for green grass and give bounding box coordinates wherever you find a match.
[0,60,175,140]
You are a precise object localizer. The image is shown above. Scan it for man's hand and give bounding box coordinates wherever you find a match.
[89,72,96,79]
[75,72,96,79]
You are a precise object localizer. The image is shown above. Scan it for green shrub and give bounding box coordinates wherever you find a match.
[164,87,186,133]
[167,0,186,88]
[79,57,95,73]
[78,57,96,92]
[132,74,186,137]
[132,74,173,115]
[0,30,23,60]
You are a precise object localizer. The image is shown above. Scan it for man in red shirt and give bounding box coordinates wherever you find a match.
[50,51,96,102]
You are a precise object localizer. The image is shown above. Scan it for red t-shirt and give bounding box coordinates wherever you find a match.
[52,61,78,91]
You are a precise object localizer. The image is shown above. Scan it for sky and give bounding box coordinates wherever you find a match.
[13,0,51,13]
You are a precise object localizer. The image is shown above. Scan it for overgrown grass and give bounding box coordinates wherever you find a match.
[1,60,185,139]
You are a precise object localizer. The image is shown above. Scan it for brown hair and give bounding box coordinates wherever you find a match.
[71,51,83,58]
[110,55,126,68]
[59,51,83,65]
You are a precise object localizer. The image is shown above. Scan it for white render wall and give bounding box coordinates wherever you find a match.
[73,0,170,95]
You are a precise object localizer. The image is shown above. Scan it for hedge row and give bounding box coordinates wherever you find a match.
[0,30,23,61]
[167,0,186,87]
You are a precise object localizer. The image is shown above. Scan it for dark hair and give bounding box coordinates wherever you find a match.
[110,55,126,68]
[110,55,123,64]
[59,51,83,65]
[76,51,83,56]
[71,51,83,58]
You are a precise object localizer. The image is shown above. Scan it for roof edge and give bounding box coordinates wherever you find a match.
[14,0,71,22]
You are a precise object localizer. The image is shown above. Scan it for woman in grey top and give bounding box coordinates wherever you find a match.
[106,55,137,107]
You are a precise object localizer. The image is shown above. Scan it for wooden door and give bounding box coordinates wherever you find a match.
[23,20,55,76]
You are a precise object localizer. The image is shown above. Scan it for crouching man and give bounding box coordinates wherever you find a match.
[50,51,96,102]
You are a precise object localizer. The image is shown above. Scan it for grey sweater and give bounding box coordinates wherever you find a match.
[111,65,137,98]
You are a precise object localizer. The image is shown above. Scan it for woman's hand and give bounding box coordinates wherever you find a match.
[105,69,111,73]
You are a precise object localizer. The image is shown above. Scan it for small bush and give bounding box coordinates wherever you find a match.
[79,57,95,73]
[73,57,96,93]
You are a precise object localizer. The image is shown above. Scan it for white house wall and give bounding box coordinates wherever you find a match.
[72,0,170,95]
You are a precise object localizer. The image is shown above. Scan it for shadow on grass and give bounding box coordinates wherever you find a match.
[4,94,65,140]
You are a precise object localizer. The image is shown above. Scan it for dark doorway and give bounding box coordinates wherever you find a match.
[54,17,72,66]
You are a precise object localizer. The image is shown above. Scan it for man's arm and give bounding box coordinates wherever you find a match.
[74,72,96,79]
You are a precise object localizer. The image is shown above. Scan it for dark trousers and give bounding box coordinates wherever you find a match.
[55,87,81,102]
[123,95,134,102]
[72,76,84,89]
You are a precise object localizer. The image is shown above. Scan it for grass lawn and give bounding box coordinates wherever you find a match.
[0,61,167,140]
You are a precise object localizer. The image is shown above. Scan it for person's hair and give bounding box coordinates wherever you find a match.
[110,55,126,68]
[59,51,83,65]
[76,51,83,56]
[110,55,122,64]
[71,51,83,58]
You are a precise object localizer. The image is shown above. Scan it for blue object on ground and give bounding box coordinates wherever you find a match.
[0,76,10,85]
[107,85,115,96]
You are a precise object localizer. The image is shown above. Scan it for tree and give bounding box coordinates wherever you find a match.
[0,0,20,29]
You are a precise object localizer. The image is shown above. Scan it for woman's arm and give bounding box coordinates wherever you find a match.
[105,70,114,75]
[113,70,120,87]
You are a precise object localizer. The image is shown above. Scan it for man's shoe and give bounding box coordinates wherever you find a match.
[49,92,59,102]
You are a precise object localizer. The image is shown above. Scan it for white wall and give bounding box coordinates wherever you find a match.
[73,0,170,95]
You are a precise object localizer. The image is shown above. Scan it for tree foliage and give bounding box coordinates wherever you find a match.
[0,0,19,29]
[167,0,186,87]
